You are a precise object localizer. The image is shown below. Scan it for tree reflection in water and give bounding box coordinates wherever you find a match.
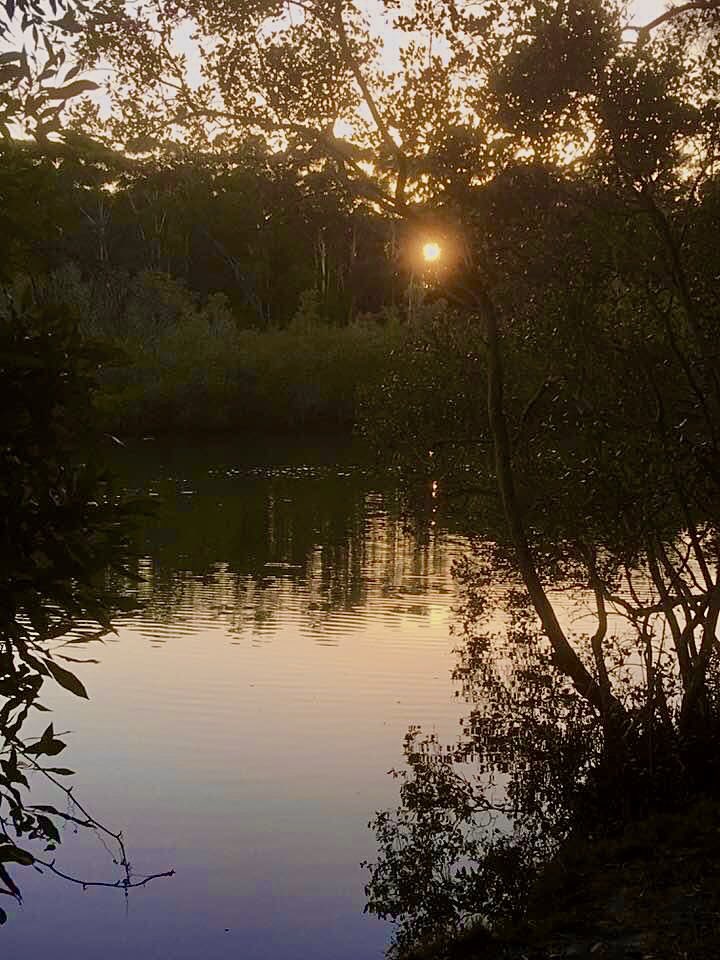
[365,529,720,956]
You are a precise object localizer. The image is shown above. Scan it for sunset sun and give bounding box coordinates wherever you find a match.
[422,241,442,263]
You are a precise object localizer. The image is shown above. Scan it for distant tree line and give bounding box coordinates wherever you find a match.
[0,138,410,329]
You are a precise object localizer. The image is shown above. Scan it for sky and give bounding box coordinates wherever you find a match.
[630,0,671,22]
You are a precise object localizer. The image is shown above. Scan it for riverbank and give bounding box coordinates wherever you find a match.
[406,801,720,960]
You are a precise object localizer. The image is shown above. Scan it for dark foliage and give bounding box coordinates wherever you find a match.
[0,290,146,915]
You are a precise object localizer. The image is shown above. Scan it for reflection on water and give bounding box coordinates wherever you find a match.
[5,438,468,960]
[121,441,459,644]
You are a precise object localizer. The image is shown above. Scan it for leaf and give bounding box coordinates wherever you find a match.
[0,64,23,83]
[45,79,99,101]
[0,907,6,924]
[28,805,89,829]
[44,659,89,699]
[25,723,67,757]
[0,844,34,867]
[37,62,57,84]
[1,749,28,788]
[45,768,75,776]
[51,10,82,33]
[63,63,83,83]
[0,863,21,899]
[35,815,60,844]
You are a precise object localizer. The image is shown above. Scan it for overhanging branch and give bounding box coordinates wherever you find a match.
[629,0,720,39]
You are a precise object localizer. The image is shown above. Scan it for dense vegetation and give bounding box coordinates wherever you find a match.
[0,289,163,917]
[2,0,720,953]
[0,139,414,432]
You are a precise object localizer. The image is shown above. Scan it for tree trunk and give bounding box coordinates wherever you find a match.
[474,277,628,730]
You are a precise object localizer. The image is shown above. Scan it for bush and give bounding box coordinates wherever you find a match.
[26,266,405,434]
[0,285,135,640]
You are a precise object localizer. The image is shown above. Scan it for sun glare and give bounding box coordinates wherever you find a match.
[422,241,442,263]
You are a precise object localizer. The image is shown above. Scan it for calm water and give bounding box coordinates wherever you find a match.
[7,438,470,959]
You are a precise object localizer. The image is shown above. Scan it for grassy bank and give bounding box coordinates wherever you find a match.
[98,319,402,435]
[33,267,405,435]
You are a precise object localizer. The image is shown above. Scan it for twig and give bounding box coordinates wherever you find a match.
[11,738,174,892]
[628,1,719,40]
[33,859,175,891]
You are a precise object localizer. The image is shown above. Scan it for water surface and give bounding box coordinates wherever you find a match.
[7,438,469,959]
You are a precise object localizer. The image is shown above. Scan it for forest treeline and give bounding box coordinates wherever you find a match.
[1,138,419,432]
[2,139,402,324]
[10,126,717,446]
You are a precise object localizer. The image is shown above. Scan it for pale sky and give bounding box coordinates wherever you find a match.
[630,0,668,22]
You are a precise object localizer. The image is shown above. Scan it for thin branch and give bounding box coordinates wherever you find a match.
[665,536,707,596]
[629,1,720,39]
[513,376,556,451]
[15,741,127,855]
[656,538,695,613]
[33,859,175,890]
[603,585,704,622]
[647,540,691,685]
[582,546,612,702]
[332,1,408,207]
[2,738,176,899]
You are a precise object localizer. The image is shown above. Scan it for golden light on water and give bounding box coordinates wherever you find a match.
[422,241,442,263]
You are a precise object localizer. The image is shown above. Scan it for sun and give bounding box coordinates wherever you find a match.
[422,241,442,263]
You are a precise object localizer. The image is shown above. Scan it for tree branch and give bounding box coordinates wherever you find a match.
[332,1,408,207]
[32,859,175,891]
[472,272,624,721]
[629,1,720,40]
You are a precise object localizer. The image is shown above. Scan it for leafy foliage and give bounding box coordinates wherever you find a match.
[0,140,399,327]
[0,288,146,915]
[0,286,137,644]
[0,0,102,140]
[26,266,402,434]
